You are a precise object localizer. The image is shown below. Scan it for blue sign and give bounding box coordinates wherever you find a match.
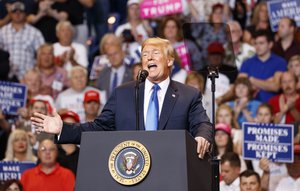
[243,122,294,163]
[0,161,36,181]
[0,81,27,115]
[267,0,300,31]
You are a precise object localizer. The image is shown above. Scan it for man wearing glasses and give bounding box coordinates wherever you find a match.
[21,139,75,191]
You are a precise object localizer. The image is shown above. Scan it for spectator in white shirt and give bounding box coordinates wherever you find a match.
[220,152,241,191]
[53,21,88,75]
[275,144,300,191]
[55,66,105,122]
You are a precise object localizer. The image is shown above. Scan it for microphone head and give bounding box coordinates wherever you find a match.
[137,69,148,83]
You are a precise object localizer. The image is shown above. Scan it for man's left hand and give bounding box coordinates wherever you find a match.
[195,136,210,159]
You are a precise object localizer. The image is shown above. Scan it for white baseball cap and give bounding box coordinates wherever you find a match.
[127,0,140,6]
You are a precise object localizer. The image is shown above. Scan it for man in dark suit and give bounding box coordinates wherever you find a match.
[31,37,213,158]
[96,44,133,98]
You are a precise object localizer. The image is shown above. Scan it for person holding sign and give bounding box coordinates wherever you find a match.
[31,37,213,159]
[251,103,289,191]
[275,144,300,191]
[158,15,202,71]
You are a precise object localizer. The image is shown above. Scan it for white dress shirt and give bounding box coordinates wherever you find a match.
[220,178,240,191]
[143,77,170,126]
[275,176,300,191]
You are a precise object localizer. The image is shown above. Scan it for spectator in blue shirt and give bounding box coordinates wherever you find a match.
[218,30,287,104]
[240,30,287,102]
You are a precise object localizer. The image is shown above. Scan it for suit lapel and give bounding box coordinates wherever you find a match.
[122,66,132,83]
[106,68,112,97]
[158,81,178,130]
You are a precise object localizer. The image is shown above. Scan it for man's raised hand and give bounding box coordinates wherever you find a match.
[31,108,63,135]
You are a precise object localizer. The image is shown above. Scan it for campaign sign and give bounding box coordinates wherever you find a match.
[243,122,294,163]
[174,42,191,71]
[140,0,183,19]
[0,161,36,181]
[0,81,27,115]
[267,0,300,31]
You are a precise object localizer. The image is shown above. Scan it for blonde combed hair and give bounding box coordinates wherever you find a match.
[141,37,175,61]
[251,2,268,26]
[99,33,122,54]
[71,65,88,78]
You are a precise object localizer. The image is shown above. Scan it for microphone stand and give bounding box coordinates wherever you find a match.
[135,74,141,131]
[207,66,220,191]
[135,70,148,131]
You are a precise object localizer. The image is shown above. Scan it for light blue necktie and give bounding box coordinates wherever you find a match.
[145,84,160,131]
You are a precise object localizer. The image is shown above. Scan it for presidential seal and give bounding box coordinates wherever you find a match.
[108,140,151,186]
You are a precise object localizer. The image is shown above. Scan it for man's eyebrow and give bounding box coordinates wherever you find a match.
[142,48,160,52]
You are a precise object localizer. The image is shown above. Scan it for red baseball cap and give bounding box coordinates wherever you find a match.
[207,41,225,55]
[84,90,100,103]
[215,123,231,135]
[60,111,80,123]
[29,99,52,113]
[212,3,224,11]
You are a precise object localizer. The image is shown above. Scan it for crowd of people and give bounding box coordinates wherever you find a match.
[0,0,300,191]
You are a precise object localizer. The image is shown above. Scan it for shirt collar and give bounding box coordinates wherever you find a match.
[145,77,170,93]
[231,177,240,187]
[36,163,60,175]
[8,23,27,32]
[111,64,125,73]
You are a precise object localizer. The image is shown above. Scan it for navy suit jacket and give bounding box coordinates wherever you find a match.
[58,80,213,144]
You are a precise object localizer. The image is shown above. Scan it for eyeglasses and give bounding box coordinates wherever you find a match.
[39,146,56,153]
[10,9,25,13]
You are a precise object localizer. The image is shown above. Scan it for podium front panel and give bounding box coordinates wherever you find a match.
[75,130,211,191]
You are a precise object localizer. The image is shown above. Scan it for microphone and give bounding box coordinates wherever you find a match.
[135,69,148,131]
[137,69,149,84]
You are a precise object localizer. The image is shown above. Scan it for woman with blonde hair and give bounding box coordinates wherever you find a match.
[243,2,272,45]
[4,129,37,162]
[216,104,242,155]
[216,104,239,129]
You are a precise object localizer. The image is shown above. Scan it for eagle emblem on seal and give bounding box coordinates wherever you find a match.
[122,151,140,175]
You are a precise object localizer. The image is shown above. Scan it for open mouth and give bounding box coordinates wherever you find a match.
[148,63,157,70]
